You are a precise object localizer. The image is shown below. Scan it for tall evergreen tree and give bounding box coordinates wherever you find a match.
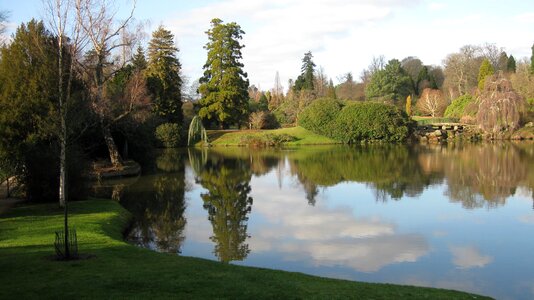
[146,26,183,124]
[294,51,316,91]
[531,43,534,75]
[507,55,516,73]
[198,18,249,129]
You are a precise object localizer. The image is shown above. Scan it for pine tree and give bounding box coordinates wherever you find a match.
[294,51,316,91]
[507,55,516,73]
[132,45,147,71]
[478,58,494,90]
[198,18,249,129]
[327,79,337,99]
[146,26,183,124]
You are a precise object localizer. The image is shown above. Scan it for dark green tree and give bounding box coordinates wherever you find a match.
[146,26,183,124]
[0,20,60,201]
[198,18,249,129]
[365,59,412,103]
[497,51,509,71]
[132,45,147,71]
[507,55,516,73]
[294,51,316,91]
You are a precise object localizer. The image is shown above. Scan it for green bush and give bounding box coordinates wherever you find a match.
[298,98,343,136]
[331,102,413,143]
[444,95,474,118]
[155,123,182,148]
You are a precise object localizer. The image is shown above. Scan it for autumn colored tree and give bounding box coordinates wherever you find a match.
[405,95,412,116]
[198,18,249,129]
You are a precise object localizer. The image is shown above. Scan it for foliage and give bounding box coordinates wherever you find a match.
[413,117,460,125]
[207,127,337,146]
[331,102,413,143]
[188,116,208,146]
[198,19,249,129]
[507,55,516,73]
[444,95,475,118]
[294,51,316,91]
[146,26,183,124]
[478,58,494,90]
[477,75,525,133]
[155,123,182,148]
[298,98,343,136]
[365,59,412,103]
[249,111,279,129]
[406,95,412,116]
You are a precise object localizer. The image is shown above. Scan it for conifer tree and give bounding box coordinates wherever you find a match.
[507,55,516,73]
[132,45,147,71]
[198,18,249,129]
[294,51,316,91]
[146,26,183,124]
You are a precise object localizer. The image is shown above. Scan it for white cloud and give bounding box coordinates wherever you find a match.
[450,245,493,269]
[515,12,534,23]
[432,14,483,27]
[428,2,446,11]
[518,214,534,224]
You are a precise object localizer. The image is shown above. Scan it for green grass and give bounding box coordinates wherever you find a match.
[206,126,339,146]
[0,200,492,299]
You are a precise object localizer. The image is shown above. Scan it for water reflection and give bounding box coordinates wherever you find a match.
[99,149,188,254]
[89,142,534,299]
[191,149,254,263]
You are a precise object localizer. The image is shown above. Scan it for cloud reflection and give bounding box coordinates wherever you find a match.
[249,184,428,272]
[450,246,493,269]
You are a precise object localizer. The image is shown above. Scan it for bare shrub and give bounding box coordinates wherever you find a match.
[416,88,447,117]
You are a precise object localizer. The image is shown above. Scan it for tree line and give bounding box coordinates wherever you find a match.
[0,1,533,205]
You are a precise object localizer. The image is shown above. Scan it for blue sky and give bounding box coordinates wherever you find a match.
[1,0,533,91]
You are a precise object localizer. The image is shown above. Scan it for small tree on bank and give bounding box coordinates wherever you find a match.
[478,58,494,90]
[416,88,447,117]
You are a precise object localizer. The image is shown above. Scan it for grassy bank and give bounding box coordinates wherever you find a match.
[207,126,339,146]
[0,200,491,299]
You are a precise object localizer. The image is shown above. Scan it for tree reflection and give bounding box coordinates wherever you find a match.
[192,150,253,263]
[444,143,530,209]
[122,149,187,253]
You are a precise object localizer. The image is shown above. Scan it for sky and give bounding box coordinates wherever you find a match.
[1,0,534,91]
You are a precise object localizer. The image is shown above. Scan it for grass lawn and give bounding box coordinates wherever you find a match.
[0,200,491,299]
[206,126,339,146]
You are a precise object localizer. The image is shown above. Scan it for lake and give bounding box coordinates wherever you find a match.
[91,142,534,299]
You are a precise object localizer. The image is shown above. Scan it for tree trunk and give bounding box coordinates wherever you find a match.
[59,121,67,207]
[102,125,123,167]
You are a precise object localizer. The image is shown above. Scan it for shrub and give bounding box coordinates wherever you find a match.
[444,95,475,118]
[331,102,413,143]
[298,98,343,136]
[155,123,182,148]
[249,111,279,129]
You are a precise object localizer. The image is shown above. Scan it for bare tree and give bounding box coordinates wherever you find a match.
[75,0,139,167]
[269,71,283,110]
[443,45,483,98]
[417,88,447,117]
[360,55,385,83]
[477,75,524,133]
[314,66,328,98]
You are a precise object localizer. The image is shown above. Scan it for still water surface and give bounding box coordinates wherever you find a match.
[92,143,534,299]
